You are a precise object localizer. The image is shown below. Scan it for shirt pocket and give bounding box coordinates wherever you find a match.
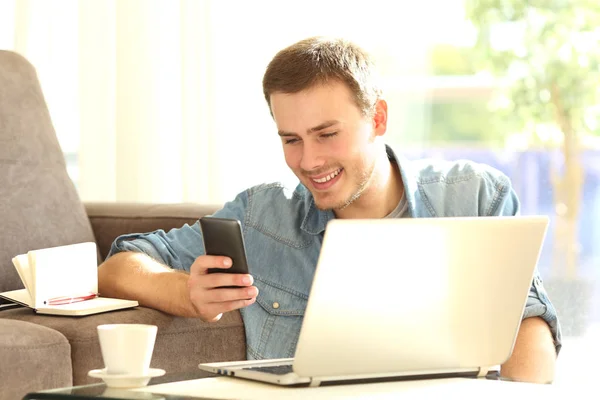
[251,278,308,359]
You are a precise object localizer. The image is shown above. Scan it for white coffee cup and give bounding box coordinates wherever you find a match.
[97,324,158,376]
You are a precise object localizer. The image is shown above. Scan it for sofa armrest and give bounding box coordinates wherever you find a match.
[0,319,72,399]
[85,202,222,261]
[1,306,245,385]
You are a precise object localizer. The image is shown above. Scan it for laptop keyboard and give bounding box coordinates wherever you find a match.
[245,364,294,375]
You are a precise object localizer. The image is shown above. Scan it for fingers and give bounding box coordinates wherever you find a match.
[203,272,254,289]
[191,255,232,275]
[205,286,259,303]
[200,297,257,320]
[189,284,258,306]
[187,254,259,322]
[190,288,258,322]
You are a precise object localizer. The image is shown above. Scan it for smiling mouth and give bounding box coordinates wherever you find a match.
[311,168,343,183]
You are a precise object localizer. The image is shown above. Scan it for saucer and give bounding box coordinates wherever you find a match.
[88,368,166,388]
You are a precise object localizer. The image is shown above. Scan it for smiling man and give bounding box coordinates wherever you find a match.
[98,37,561,383]
[271,83,401,219]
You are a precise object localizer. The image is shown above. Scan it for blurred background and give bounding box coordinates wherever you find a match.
[0,0,598,384]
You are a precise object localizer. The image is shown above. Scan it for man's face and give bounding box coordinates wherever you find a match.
[270,81,384,211]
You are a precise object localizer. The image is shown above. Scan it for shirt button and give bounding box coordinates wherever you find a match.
[273,302,280,309]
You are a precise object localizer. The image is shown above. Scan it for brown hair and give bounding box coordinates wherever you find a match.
[262,37,382,116]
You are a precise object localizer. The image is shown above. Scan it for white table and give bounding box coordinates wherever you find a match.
[135,376,583,400]
[132,324,600,399]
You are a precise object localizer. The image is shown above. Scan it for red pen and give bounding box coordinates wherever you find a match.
[45,293,97,306]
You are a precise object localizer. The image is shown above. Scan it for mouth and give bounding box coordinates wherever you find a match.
[308,168,344,191]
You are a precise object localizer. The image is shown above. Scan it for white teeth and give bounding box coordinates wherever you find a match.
[313,169,341,183]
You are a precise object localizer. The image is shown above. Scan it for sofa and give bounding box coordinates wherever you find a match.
[0,51,246,399]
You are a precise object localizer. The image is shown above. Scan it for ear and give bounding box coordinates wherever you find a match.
[372,99,388,136]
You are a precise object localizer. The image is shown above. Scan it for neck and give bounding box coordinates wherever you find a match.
[334,147,404,219]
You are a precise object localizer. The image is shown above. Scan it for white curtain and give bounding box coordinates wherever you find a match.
[0,0,434,204]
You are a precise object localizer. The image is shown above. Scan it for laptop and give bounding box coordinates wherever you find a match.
[199,216,549,387]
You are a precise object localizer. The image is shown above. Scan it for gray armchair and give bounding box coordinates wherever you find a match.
[0,50,245,399]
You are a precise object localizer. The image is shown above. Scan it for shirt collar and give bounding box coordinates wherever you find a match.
[299,144,418,235]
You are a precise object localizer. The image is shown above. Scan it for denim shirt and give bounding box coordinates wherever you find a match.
[108,145,562,359]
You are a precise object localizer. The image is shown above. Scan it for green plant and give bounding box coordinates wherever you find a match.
[466,0,600,278]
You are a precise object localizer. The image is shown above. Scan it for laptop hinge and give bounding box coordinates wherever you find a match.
[477,367,489,378]
[309,378,321,387]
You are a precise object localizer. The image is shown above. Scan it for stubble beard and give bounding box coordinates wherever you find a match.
[313,162,375,212]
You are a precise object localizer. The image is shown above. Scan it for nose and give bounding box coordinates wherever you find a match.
[299,140,325,172]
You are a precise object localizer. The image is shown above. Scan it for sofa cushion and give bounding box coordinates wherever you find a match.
[0,318,72,399]
[2,307,246,385]
[0,50,96,293]
[85,203,221,261]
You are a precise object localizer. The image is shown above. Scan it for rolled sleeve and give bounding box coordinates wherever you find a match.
[523,270,563,354]
[108,234,167,264]
[107,229,193,271]
[106,190,250,272]
[491,180,562,354]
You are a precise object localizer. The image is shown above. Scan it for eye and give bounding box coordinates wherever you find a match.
[284,138,300,145]
[320,132,338,139]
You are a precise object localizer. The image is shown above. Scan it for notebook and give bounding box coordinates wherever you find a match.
[0,242,138,316]
[199,216,549,386]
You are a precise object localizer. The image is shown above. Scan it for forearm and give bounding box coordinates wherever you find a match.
[98,251,199,318]
[500,317,556,384]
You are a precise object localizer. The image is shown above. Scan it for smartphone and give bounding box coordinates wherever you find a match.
[199,217,250,278]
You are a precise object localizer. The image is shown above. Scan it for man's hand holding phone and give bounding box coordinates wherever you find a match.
[187,255,258,322]
[189,217,257,322]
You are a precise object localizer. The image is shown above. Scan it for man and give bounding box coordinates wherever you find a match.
[99,37,561,383]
